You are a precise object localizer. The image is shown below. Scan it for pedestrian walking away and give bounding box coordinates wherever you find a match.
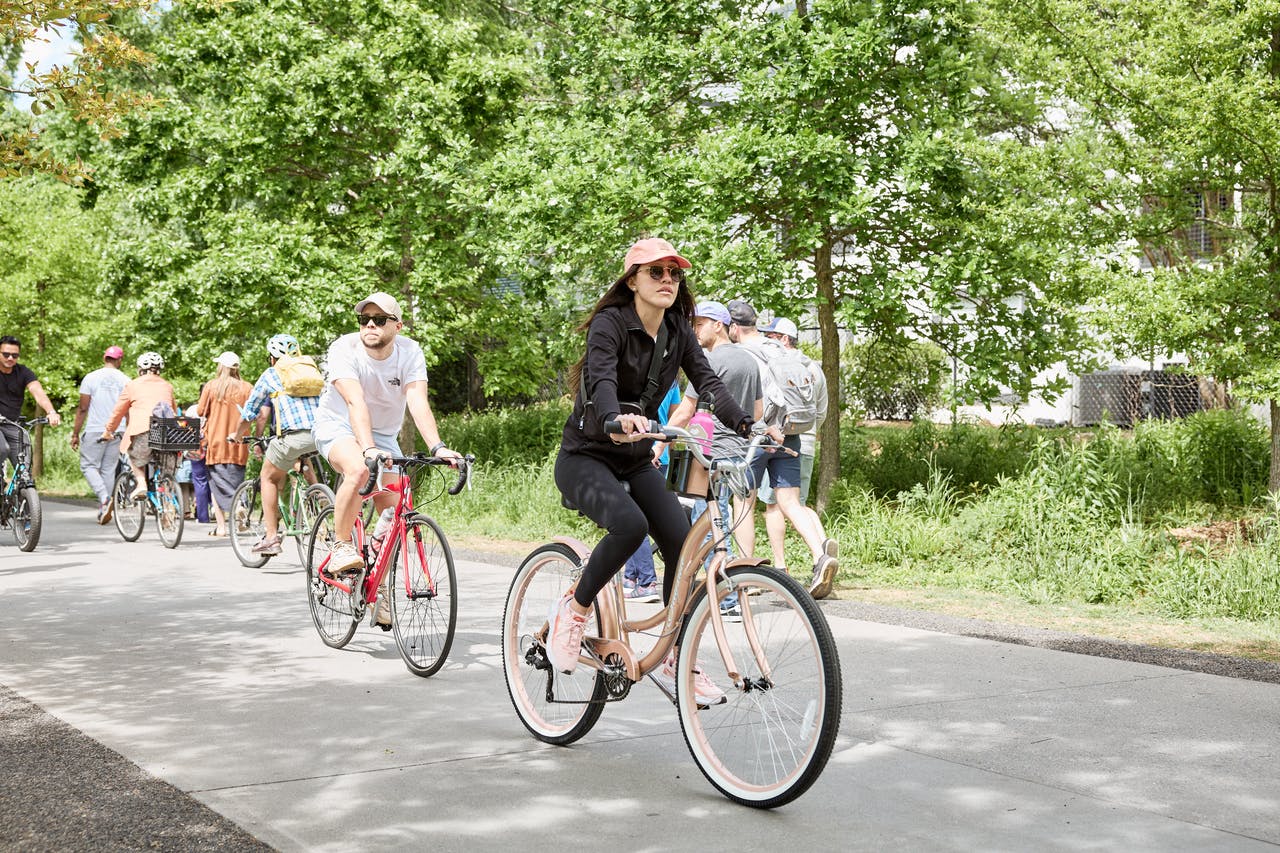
[71,345,129,523]
[196,352,253,537]
[726,300,839,598]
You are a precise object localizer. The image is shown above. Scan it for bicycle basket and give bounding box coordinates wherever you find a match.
[149,416,202,451]
[665,448,709,499]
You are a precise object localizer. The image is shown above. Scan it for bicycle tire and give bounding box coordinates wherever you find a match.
[502,542,606,745]
[294,483,335,566]
[675,566,842,808]
[305,506,359,648]
[229,478,269,567]
[111,472,144,542]
[154,472,184,549]
[388,515,457,678]
[12,487,40,551]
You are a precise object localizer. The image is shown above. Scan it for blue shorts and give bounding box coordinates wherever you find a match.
[313,425,401,464]
[749,434,802,492]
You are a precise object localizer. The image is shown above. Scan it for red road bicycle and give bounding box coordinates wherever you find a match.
[305,453,471,677]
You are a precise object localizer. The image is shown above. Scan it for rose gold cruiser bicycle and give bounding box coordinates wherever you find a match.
[501,422,842,808]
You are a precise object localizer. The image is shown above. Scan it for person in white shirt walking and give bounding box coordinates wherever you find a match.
[70,345,129,524]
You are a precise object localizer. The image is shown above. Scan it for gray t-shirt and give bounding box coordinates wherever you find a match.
[685,343,760,459]
[78,366,129,434]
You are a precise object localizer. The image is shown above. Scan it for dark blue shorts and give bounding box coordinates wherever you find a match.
[749,434,802,491]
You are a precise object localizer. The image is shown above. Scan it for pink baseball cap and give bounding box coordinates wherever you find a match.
[104,346,124,360]
[623,237,691,273]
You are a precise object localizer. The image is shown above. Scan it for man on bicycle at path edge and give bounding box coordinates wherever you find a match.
[313,292,462,580]
[231,334,321,556]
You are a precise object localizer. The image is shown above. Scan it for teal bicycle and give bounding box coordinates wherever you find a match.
[228,435,336,568]
[110,450,185,549]
[0,415,47,552]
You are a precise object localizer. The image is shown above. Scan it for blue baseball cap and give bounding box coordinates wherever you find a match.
[695,301,731,325]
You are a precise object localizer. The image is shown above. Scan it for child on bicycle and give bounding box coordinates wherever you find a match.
[101,352,177,500]
[547,237,783,703]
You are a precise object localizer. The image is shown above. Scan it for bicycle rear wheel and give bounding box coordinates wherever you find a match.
[111,472,144,542]
[388,515,456,677]
[11,487,41,551]
[229,478,268,567]
[675,566,842,808]
[293,483,334,566]
[154,472,184,548]
[502,542,606,745]
[305,506,359,648]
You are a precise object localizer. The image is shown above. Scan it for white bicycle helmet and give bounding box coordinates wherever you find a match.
[267,333,300,359]
[136,351,164,371]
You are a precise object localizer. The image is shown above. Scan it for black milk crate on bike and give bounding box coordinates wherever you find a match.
[665,448,710,499]
[149,416,202,451]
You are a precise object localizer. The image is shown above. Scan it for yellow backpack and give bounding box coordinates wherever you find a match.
[274,354,324,398]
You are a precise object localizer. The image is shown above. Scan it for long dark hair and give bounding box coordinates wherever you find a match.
[566,264,696,397]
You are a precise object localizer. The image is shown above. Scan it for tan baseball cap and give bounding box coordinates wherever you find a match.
[355,292,402,320]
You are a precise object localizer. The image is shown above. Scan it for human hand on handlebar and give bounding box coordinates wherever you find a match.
[607,413,654,444]
[363,445,390,465]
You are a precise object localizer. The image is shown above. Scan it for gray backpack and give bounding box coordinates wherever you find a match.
[745,340,820,435]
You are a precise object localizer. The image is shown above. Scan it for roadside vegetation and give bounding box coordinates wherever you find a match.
[42,404,1280,658]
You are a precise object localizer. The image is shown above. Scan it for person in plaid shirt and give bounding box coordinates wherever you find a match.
[230,334,321,556]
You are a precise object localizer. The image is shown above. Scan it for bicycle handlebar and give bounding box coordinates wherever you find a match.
[0,415,49,430]
[602,419,795,470]
[359,452,473,498]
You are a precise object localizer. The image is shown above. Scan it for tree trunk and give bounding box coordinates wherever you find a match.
[1271,399,1280,494]
[813,241,840,514]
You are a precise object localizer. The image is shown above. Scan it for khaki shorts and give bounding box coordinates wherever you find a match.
[265,430,318,470]
[127,432,152,468]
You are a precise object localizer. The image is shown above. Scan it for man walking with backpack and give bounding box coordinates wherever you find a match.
[231,333,323,556]
[727,300,839,599]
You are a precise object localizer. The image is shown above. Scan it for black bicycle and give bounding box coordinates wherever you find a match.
[0,416,48,552]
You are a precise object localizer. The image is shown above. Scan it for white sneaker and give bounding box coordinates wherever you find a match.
[325,539,364,575]
[653,653,727,707]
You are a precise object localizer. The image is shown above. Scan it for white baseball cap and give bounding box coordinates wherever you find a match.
[213,351,241,369]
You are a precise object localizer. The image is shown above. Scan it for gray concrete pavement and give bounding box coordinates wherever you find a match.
[1,500,1278,851]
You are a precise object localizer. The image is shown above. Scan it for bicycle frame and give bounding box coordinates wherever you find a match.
[559,430,784,690]
[0,418,38,495]
[316,464,435,608]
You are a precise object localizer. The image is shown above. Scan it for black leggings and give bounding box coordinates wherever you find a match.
[554,450,691,608]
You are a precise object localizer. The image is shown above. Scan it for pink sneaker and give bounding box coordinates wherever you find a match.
[545,594,590,674]
[655,653,726,707]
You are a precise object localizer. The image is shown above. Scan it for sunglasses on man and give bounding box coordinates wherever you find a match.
[357,314,396,328]
[0,351,18,360]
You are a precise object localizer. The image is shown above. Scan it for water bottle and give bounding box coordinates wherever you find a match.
[371,507,395,555]
[689,403,715,457]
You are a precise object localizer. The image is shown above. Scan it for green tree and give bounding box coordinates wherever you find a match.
[1,0,156,182]
[1001,0,1280,490]
[484,0,1104,507]
[95,0,535,399]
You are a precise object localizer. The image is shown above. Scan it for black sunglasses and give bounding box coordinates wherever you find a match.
[357,314,395,327]
[0,351,18,360]
[638,264,686,282]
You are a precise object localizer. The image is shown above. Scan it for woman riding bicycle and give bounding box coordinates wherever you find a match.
[547,237,783,679]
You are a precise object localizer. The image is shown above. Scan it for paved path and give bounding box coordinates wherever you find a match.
[1,501,1278,851]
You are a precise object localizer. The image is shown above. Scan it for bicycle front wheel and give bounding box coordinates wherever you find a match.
[502,542,606,745]
[229,478,268,567]
[12,487,41,551]
[305,506,359,648]
[675,566,842,808]
[293,483,335,566]
[154,472,184,549]
[111,472,144,542]
[388,515,457,677]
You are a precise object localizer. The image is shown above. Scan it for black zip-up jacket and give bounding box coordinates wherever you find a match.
[561,302,753,464]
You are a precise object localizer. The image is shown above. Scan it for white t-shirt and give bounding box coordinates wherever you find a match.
[314,333,428,435]
[79,366,129,434]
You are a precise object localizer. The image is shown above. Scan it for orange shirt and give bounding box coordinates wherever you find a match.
[104,374,177,440]
[197,380,253,466]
